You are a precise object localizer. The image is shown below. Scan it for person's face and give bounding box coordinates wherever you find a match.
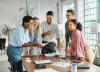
[68,21,77,31]
[33,20,40,29]
[24,19,33,29]
[66,12,74,21]
[46,15,53,24]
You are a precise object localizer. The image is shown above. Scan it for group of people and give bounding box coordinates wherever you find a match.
[7,10,94,72]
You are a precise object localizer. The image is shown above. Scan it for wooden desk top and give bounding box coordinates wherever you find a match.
[22,55,100,72]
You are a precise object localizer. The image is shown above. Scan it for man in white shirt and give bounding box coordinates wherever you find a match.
[41,11,61,52]
[7,16,42,72]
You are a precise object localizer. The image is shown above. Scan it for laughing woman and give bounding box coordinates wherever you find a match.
[29,17,43,55]
[67,19,95,63]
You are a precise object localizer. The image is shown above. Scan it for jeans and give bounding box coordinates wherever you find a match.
[7,45,23,72]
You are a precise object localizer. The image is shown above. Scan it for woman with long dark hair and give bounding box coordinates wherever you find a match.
[67,19,88,61]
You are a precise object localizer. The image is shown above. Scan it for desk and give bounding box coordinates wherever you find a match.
[22,55,100,72]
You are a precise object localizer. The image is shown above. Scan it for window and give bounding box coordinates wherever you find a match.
[62,3,74,24]
[60,3,74,39]
[77,0,84,24]
[78,0,97,49]
[84,0,97,49]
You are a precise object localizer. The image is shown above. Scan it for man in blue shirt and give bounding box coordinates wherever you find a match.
[7,16,42,72]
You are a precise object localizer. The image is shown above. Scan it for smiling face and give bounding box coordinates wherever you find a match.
[33,20,40,29]
[68,21,77,31]
[30,19,40,29]
[46,15,53,24]
[24,19,34,29]
[66,12,74,21]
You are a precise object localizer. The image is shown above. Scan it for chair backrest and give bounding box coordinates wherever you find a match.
[93,44,100,66]
[97,44,100,57]
[0,38,6,49]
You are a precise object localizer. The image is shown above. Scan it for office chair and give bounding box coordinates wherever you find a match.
[0,38,6,55]
[93,44,100,66]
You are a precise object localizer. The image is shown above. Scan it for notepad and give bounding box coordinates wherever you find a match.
[51,62,70,68]
[34,68,58,72]
[34,59,52,64]
[77,64,90,69]
[44,53,56,57]
[44,53,60,57]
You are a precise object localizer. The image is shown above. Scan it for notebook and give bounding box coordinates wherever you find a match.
[51,62,70,68]
[34,59,52,64]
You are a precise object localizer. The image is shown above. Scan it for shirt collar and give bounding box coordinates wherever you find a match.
[20,25,27,32]
[46,21,54,25]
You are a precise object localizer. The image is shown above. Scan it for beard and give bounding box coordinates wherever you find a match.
[47,21,52,25]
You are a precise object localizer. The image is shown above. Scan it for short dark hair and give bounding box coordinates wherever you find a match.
[46,11,54,16]
[22,16,33,24]
[67,10,75,15]
[33,17,39,20]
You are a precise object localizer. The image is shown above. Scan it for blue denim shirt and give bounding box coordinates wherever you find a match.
[7,25,30,62]
[10,25,30,47]
[30,29,42,43]
[29,29,42,55]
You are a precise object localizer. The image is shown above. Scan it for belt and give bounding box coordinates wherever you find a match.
[9,44,22,48]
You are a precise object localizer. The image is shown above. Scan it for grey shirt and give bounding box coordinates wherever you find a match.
[41,21,60,43]
[65,22,71,48]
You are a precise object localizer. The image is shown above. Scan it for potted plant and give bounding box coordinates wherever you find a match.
[2,24,11,44]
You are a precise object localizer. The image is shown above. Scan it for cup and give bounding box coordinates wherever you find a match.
[71,63,77,72]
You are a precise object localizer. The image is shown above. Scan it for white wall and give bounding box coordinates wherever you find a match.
[0,0,58,27]
[0,0,18,27]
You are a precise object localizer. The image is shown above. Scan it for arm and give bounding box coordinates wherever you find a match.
[29,28,33,36]
[22,42,41,47]
[65,22,70,48]
[41,22,50,36]
[42,31,50,36]
[55,24,61,50]
[65,32,70,48]
[16,28,41,48]
[57,38,61,50]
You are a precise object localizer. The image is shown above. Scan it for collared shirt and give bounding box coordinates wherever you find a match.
[10,25,30,47]
[70,29,89,58]
[41,21,60,42]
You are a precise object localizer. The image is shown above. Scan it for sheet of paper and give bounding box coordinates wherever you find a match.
[34,59,52,64]
[44,53,56,57]
[44,53,60,57]
[51,62,70,68]
[34,68,58,72]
